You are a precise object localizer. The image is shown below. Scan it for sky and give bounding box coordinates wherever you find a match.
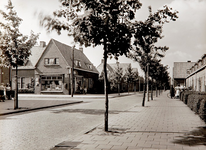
[0,0,205,77]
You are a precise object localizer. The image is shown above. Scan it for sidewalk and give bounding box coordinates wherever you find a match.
[0,92,134,116]
[53,91,206,150]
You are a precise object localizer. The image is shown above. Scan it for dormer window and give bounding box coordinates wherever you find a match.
[75,60,81,67]
[44,58,59,65]
[186,69,190,74]
[87,64,92,69]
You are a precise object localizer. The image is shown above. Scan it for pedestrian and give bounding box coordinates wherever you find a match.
[170,85,175,99]
[0,83,6,102]
[84,86,87,94]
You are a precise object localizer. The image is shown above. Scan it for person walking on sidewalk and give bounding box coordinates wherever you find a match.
[170,85,175,99]
[0,83,6,102]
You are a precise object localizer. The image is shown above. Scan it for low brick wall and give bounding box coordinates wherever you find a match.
[180,91,206,123]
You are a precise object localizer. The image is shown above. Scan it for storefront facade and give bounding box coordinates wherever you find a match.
[12,39,99,94]
[34,39,99,94]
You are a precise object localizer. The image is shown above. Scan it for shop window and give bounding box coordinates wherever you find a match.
[41,75,63,92]
[89,78,93,88]
[21,77,25,89]
[18,77,20,89]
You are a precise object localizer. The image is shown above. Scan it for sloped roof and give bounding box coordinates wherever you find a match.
[52,39,99,74]
[109,63,131,75]
[17,45,45,69]
[97,62,131,75]
[96,63,114,74]
[173,62,196,79]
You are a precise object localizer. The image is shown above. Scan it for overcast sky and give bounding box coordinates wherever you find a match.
[0,0,205,77]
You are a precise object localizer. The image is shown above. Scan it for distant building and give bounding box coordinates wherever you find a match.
[97,59,132,77]
[97,60,142,93]
[173,61,196,87]
[12,39,99,94]
[186,54,206,92]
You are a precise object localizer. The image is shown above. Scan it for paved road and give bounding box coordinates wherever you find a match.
[0,93,142,150]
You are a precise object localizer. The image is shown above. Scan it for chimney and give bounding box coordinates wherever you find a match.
[79,45,83,52]
[101,59,104,64]
[40,41,46,47]
[116,61,119,66]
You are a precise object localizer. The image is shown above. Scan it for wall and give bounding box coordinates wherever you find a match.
[186,67,206,92]
[12,69,34,90]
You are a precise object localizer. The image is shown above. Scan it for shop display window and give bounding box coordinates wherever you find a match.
[41,75,63,92]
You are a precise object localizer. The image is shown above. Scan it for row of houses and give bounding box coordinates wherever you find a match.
[173,54,206,92]
[186,54,206,92]
[1,39,141,94]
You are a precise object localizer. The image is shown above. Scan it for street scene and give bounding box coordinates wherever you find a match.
[0,0,206,150]
[0,92,206,150]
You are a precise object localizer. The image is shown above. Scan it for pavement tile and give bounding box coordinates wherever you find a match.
[108,141,123,146]
[76,143,98,149]
[122,141,137,147]
[96,144,113,149]
[110,145,128,150]
[166,145,183,150]
[151,144,167,149]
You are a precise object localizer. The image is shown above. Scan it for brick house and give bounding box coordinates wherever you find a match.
[12,39,99,94]
[11,41,45,93]
[173,61,196,87]
[186,54,206,92]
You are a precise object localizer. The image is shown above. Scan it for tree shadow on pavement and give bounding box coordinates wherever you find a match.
[50,109,125,115]
[172,126,206,146]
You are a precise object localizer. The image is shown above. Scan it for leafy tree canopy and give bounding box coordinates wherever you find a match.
[40,0,142,59]
[0,0,39,67]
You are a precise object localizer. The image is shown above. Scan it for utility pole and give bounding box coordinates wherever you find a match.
[14,41,18,109]
[71,45,75,97]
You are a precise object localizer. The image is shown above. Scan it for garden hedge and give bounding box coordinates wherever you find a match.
[180,91,206,123]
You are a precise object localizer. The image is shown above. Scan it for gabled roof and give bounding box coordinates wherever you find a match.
[109,63,131,75]
[96,63,114,74]
[173,62,196,79]
[17,44,45,70]
[97,61,131,75]
[51,39,99,74]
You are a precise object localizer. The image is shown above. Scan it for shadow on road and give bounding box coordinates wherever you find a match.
[172,126,206,146]
[50,109,125,115]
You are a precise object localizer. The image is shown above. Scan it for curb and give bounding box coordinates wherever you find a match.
[0,101,83,116]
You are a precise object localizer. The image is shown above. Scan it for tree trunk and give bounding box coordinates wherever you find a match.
[128,82,129,94]
[14,65,18,109]
[159,83,161,95]
[103,51,109,132]
[156,84,158,97]
[151,78,153,100]
[147,64,149,102]
[142,76,146,107]
[118,83,120,96]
